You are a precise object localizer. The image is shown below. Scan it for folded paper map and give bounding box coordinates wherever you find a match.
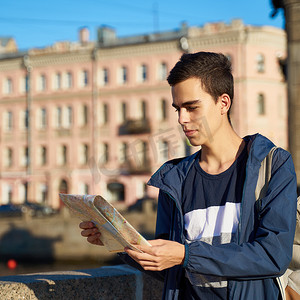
[59,194,151,253]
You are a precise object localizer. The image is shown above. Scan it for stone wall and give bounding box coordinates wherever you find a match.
[0,265,164,300]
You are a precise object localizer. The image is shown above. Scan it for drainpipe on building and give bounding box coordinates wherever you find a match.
[91,47,99,194]
[23,55,32,202]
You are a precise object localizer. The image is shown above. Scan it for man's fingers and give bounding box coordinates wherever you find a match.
[87,232,103,245]
[81,227,99,237]
[79,221,95,229]
[132,244,154,254]
[125,247,157,262]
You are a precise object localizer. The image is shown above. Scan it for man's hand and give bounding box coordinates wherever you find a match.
[125,239,185,271]
[79,221,103,246]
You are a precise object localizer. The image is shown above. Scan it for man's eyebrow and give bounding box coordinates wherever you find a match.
[172,100,201,108]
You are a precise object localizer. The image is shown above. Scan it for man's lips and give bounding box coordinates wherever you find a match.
[184,129,197,137]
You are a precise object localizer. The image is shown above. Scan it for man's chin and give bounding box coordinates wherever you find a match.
[187,137,202,147]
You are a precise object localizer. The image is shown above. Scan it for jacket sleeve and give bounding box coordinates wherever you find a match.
[184,150,298,280]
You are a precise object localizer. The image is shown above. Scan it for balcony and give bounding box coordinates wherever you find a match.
[118,119,150,135]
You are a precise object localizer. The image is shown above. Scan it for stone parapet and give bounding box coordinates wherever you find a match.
[0,265,163,300]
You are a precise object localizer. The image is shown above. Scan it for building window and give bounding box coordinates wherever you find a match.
[83,105,88,125]
[66,106,73,127]
[54,72,62,90]
[56,107,62,128]
[119,142,128,163]
[103,103,108,124]
[120,102,127,123]
[99,103,109,125]
[62,145,67,165]
[139,141,148,165]
[138,100,147,120]
[19,182,28,203]
[41,108,47,129]
[138,64,148,82]
[38,183,48,203]
[21,146,29,167]
[159,99,168,121]
[66,72,73,89]
[3,78,13,94]
[159,140,169,163]
[2,183,13,204]
[22,109,29,130]
[158,62,167,81]
[38,74,46,91]
[79,183,89,195]
[100,68,109,86]
[79,144,89,165]
[58,145,67,165]
[4,148,13,167]
[258,93,265,115]
[136,181,147,199]
[81,70,89,87]
[41,146,47,165]
[20,75,29,93]
[3,111,13,131]
[118,66,128,84]
[100,143,109,164]
[256,53,265,73]
[37,107,47,129]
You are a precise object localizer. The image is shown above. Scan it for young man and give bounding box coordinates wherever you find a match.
[80,52,297,299]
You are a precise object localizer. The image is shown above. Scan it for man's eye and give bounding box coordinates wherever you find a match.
[187,106,197,111]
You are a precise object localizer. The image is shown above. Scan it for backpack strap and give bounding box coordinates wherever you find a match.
[255,146,300,299]
[255,146,278,201]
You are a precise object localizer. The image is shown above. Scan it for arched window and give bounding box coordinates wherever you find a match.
[59,179,68,194]
[107,182,125,201]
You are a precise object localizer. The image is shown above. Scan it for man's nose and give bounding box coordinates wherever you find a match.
[178,108,190,125]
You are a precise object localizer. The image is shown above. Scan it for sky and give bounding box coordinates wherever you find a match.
[0,0,285,51]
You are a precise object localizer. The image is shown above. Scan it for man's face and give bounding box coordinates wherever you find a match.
[171,77,223,147]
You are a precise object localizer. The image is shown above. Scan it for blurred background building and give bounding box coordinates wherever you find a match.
[0,19,287,208]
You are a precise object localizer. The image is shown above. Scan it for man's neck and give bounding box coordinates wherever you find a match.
[199,127,244,175]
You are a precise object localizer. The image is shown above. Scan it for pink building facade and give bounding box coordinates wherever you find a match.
[0,20,287,208]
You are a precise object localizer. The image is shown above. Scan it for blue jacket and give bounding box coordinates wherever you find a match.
[119,134,297,299]
[146,134,297,300]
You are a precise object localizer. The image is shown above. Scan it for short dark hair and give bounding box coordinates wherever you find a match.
[167,52,234,121]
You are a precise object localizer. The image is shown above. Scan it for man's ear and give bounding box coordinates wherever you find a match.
[219,94,231,115]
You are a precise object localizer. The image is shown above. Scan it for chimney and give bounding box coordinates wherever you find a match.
[97,26,116,46]
[79,27,90,44]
